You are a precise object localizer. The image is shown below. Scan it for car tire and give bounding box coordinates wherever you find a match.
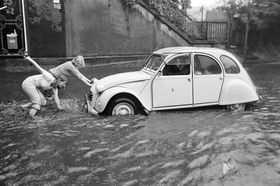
[106,97,139,116]
[226,103,245,112]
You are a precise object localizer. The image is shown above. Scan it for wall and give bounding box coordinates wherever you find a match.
[65,0,190,57]
[25,0,191,59]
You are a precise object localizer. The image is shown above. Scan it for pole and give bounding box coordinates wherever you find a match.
[0,6,7,10]
[243,2,251,67]
[201,5,204,22]
[200,5,204,39]
[21,0,29,55]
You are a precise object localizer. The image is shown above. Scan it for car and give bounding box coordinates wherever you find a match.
[85,47,260,115]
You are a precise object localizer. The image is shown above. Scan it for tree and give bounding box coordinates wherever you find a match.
[182,0,192,9]
[217,0,280,27]
[217,0,280,55]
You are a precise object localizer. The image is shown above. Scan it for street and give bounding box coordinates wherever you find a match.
[1,62,280,185]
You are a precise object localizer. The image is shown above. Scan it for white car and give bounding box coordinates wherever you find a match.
[85,47,259,115]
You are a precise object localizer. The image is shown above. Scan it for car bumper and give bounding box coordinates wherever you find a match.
[84,94,98,115]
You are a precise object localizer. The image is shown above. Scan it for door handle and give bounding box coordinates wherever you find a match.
[188,78,191,82]
[219,77,223,80]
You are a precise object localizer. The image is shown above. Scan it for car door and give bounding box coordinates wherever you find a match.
[152,54,193,108]
[193,53,223,104]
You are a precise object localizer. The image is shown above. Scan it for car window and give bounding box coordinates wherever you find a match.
[220,55,240,74]
[162,55,191,76]
[144,54,165,71]
[194,55,222,75]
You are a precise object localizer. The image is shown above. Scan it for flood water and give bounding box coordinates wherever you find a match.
[1,62,280,185]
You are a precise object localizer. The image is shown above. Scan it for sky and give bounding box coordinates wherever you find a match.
[191,0,218,7]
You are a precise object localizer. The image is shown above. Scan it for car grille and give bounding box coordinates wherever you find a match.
[88,91,93,101]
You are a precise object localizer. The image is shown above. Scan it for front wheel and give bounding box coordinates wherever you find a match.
[106,97,140,116]
[226,103,245,112]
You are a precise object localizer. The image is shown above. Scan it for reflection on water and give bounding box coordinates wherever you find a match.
[1,63,280,185]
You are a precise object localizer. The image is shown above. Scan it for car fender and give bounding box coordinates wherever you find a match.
[94,87,149,113]
[219,78,259,105]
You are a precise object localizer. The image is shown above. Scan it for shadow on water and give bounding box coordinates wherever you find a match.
[1,63,280,185]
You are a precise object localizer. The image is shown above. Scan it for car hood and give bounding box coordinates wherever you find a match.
[96,70,152,90]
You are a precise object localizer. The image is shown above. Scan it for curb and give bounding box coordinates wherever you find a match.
[0,55,148,72]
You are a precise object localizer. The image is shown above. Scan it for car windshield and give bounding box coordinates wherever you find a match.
[143,54,167,71]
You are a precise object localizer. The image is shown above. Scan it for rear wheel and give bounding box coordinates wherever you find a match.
[227,103,245,112]
[106,97,140,115]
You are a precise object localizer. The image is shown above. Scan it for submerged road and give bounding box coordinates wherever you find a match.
[1,62,280,185]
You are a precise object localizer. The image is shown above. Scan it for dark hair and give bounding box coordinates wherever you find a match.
[51,79,66,89]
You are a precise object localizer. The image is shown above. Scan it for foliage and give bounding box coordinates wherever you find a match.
[217,0,280,51]
[121,0,191,12]
[252,0,280,28]
[27,0,62,32]
[121,0,192,36]
[217,0,280,29]
[120,0,139,7]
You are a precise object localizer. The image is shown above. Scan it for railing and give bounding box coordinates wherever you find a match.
[186,21,229,42]
[175,10,229,42]
[140,0,229,43]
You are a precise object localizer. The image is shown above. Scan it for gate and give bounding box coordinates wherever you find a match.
[0,0,27,56]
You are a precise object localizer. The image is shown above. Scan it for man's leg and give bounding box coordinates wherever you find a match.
[29,104,40,118]
[21,102,33,108]
[37,89,47,106]
[22,80,41,118]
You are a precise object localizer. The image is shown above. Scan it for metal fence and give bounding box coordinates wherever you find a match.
[185,21,229,41]
[140,1,229,43]
[175,10,229,42]
[176,13,229,42]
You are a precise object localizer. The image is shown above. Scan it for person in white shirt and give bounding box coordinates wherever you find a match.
[21,56,66,118]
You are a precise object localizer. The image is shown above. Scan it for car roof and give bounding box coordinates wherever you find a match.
[153,47,226,55]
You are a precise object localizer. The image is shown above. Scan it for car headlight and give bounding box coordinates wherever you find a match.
[95,84,105,93]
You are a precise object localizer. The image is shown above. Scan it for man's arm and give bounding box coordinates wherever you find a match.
[70,65,93,86]
[80,76,93,86]
[52,88,63,110]
[24,56,45,74]
[24,56,55,83]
